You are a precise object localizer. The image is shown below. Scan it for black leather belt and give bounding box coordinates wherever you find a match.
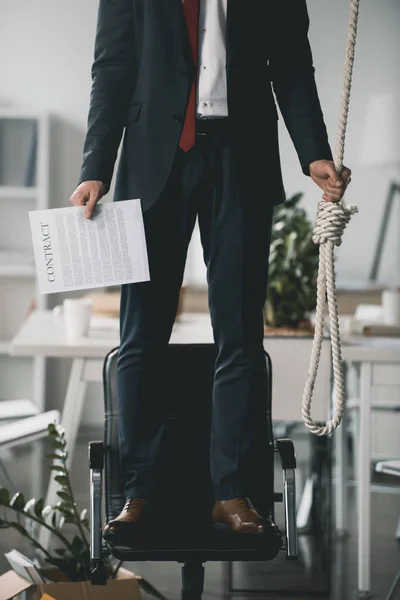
[195,117,235,136]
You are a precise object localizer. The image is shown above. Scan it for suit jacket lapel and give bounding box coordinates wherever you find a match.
[172,0,196,73]
[155,0,193,74]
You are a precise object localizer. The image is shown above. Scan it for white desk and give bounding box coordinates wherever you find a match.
[9,309,332,421]
[336,338,400,597]
[9,310,332,556]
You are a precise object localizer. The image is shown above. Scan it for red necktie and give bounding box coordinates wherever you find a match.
[179,0,199,152]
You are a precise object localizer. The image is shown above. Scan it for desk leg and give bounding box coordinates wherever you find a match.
[38,358,88,549]
[335,369,348,536]
[358,362,372,598]
[332,362,349,538]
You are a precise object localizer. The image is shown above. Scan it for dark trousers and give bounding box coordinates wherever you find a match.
[117,128,275,500]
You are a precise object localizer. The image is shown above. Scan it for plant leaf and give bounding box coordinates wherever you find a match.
[55,424,66,437]
[0,488,10,506]
[50,465,66,473]
[47,423,58,435]
[51,441,65,450]
[58,516,66,529]
[71,536,85,559]
[34,499,44,518]
[46,452,66,461]
[54,548,67,556]
[57,491,72,503]
[54,475,69,487]
[52,511,58,528]
[9,493,25,510]
[54,502,74,516]
[80,509,87,522]
[24,498,36,514]
[41,505,53,519]
[61,515,76,524]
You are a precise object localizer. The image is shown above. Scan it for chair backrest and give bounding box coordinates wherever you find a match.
[103,343,274,529]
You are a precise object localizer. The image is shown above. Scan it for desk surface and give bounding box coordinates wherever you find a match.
[10,311,213,358]
[9,310,400,362]
[9,311,332,423]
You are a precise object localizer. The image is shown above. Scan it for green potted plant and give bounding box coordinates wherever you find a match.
[264,192,319,335]
[262,192,332,424]
[0,423,120,582]
[0,424,165,599]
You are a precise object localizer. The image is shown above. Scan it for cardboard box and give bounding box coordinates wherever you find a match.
[0,567,142,600]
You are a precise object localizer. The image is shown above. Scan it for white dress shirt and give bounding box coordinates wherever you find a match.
[183,0,229,118]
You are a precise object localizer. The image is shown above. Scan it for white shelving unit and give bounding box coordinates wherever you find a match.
[0,186,39,199]
[0,109,50,412]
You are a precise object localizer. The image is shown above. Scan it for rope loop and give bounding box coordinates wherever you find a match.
[302,0,360,436]
[301,202,358,437]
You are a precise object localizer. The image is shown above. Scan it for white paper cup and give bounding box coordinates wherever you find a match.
[53,298,92,340]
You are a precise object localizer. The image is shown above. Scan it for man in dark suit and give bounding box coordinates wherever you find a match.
[71,0,351,534]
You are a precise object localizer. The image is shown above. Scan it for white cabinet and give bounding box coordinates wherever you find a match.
[0,109,49,412]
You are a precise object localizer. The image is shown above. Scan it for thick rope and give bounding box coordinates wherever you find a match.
[301,0,360,436]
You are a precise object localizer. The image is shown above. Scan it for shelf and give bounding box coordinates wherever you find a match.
[336,279,392,292]
[0,399,39,419]
[0,251,36,277]
[0,341,10,354]
[0,109,46,120]
[0,264,36,277]
[0,109,49,415]
[0,186,38,200]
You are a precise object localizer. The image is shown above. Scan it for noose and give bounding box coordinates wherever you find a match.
[301,0,360,436]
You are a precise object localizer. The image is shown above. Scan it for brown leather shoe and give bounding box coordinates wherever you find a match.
[212,497,279,534]
[103,498,147,533]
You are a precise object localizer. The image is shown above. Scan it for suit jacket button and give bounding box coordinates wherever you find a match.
[173,114,184,123]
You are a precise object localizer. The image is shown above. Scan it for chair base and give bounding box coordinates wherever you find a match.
[181,562,205,600]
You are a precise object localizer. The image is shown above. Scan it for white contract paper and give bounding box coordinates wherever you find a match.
[29,199,150,294]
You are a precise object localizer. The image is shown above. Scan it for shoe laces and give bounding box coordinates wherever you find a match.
[124,498,143,511]
[238,497,253,510]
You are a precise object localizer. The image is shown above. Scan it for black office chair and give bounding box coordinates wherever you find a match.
[88,344,298,599]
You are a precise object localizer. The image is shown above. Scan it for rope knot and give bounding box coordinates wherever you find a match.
[303,0,360,437]
[312,200,358,247]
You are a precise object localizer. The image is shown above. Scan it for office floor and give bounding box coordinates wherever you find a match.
[0,426,399,600]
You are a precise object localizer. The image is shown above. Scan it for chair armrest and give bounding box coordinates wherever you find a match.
[275,438,297,469]
[89,441,107,585]
[275,438,298,560]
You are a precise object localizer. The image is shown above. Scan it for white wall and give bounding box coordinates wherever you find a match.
[1,0,399,424]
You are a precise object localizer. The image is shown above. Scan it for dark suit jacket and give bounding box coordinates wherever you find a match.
[79,0,333,211]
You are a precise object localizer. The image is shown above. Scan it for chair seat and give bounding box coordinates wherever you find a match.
[105,524,282,562]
